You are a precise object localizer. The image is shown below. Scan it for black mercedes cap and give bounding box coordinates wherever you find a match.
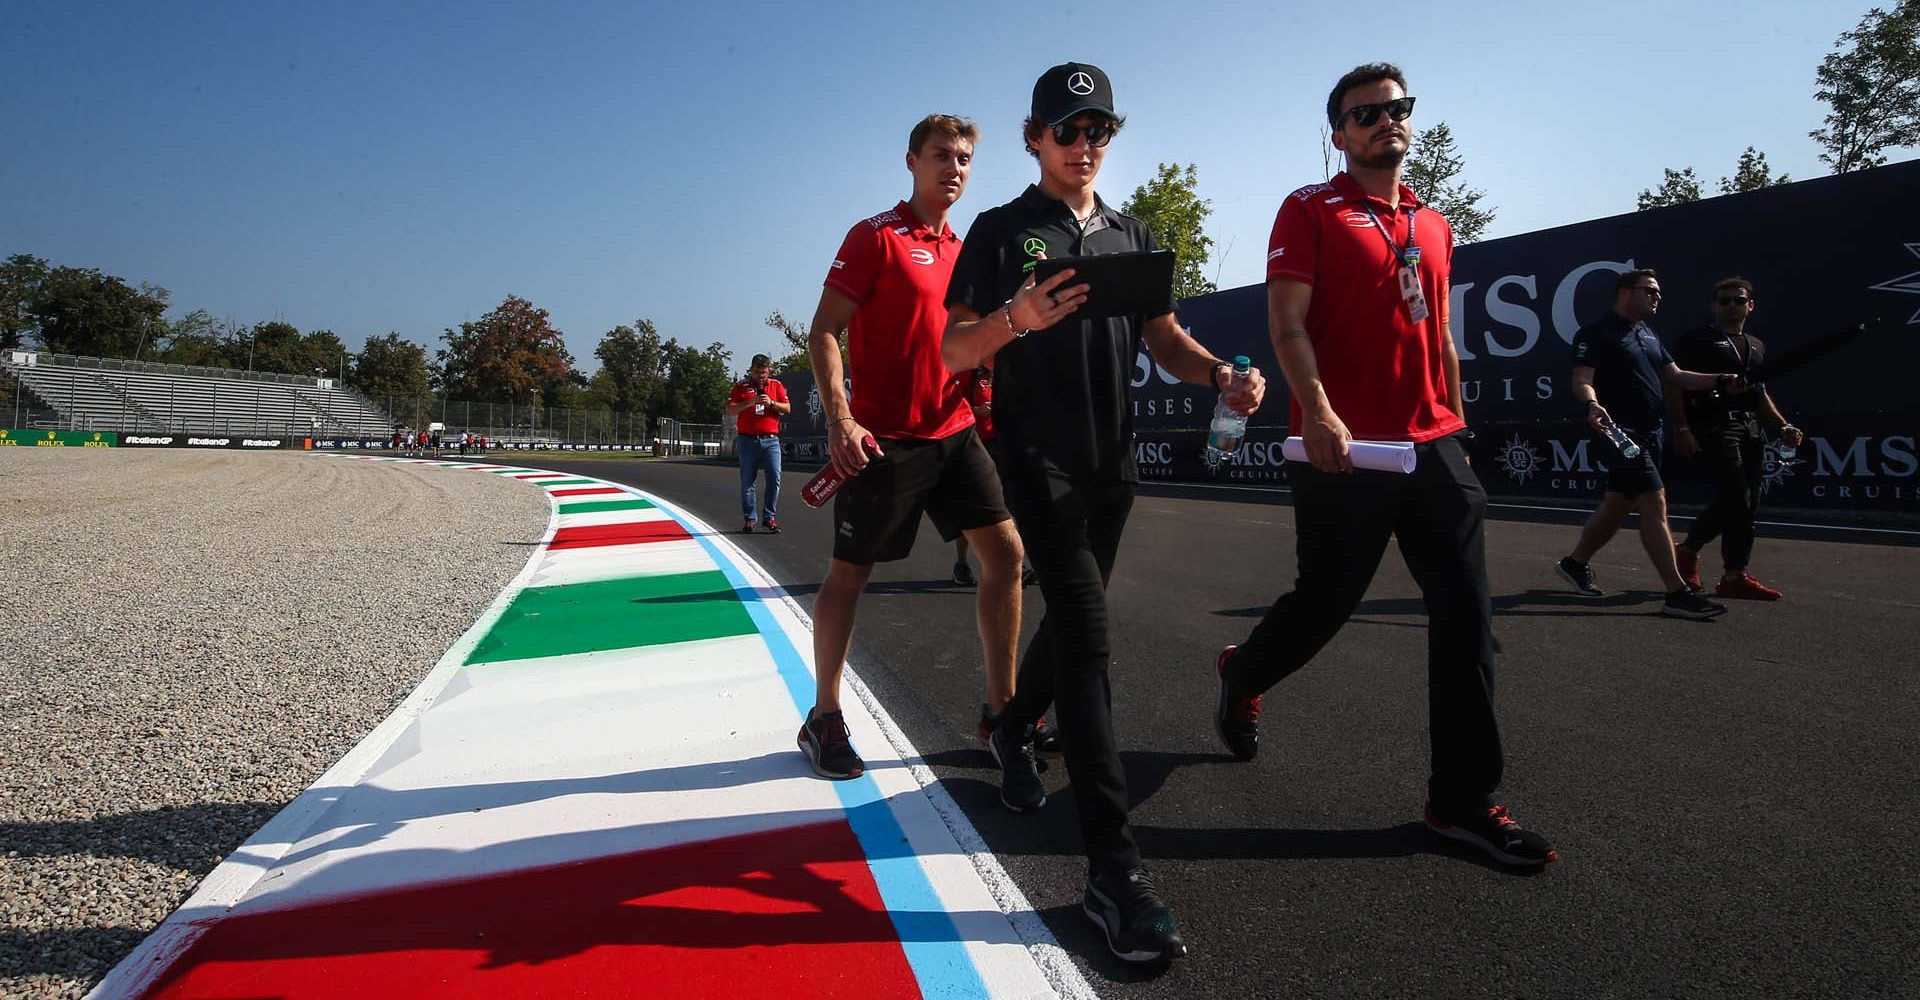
[1032,62,1117,125]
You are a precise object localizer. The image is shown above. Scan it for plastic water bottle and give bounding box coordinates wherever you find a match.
[1205,356,1253,465]
[1775,437,1797,462]
[1603,423,1642,459]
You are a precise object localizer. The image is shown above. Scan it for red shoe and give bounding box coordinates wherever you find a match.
[1716,573,1783,600]
[1675,544,1703,592]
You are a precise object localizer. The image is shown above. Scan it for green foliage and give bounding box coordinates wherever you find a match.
[352,332,432,403]
[1404,122,1496,244]
[435,295,576,405]
[1811,0,1920,173]
[593,319,668,415]
[1636,167,1704,210]
[1,254,50,352]
[154,309,227,367]
[661,340,733,423]
[1718,147,1790,194]
[22,264,170,357]
[1121,163,1217,301]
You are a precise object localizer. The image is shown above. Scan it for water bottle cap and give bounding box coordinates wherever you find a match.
[1231,355,1251,372]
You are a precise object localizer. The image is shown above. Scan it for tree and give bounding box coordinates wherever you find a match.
[26,265,170,358]
[1403,122,1497,244]
[435,295,576,405]
[352,332,432,404]
[765,309,843,374]
[1121,163,1217,301]
[154,309,227,367]
[1719,147,1791,193]
[659,339,732,422]
[1637,167,1704,210]
[1810,0,1920,173]
[1,254,50,352]
[592,319,668,415]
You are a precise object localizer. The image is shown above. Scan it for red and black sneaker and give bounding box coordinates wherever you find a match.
[797,708,865,780]
[1214,645,1261,761]
[1424,799,1558,868]
[1716,572,1782,600]
[742,519,756,534]
[764,517,781,534]
[978,704,1059,758]
[1675,544,1703,593]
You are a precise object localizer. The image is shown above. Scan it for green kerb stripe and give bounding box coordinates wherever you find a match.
[558,498,657,514]
[466,570,754,665]
[535,478,598,486]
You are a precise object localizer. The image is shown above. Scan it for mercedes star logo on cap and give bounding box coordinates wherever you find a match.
[1067,72,1095,96]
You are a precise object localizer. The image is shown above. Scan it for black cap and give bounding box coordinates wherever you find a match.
[1031,62,1116,126]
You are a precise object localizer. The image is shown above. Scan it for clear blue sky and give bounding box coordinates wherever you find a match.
[0,1,1884,374]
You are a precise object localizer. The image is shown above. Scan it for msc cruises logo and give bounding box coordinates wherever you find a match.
[1868,241,1920,324]
[806,386,822,425]
[1496,434,1546,484]
[1761,443,1801,494]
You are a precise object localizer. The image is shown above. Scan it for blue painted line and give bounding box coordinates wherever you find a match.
[643,493,990,1000]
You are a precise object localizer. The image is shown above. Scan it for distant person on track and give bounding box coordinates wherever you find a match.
[798,114,1029,792]
[726,354,790,533]
[942,63,1263,964]
[950,364,1037,589]
[1214,62,1559,871]
[1556,268,1734,620]
[1668,277,1803,600]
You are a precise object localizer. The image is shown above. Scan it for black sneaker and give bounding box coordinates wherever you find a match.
[1021,564,1038,587]
[1083,867,1188,963]
[1029,716,1061,756]
[1662,588,1729,620]
[797,708,865,780]
[952,560,976,587]
[1424,798,1558,868]
[1556,557,1602,597]
[988,720,1045,813]
[1214,645,1261,761]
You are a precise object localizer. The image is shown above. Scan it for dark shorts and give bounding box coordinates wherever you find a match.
[1601,426,1664,498]
[831,426,1010,565]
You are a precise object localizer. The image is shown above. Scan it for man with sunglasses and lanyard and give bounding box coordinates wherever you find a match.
[1557,269,1733,618]
[1667,277,1803,599]
[943,62,1264,964]
[1214,63,1560,870]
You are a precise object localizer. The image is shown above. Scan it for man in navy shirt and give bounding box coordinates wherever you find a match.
[1556,268,1734,619]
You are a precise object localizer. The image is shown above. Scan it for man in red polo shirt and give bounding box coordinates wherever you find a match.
[1214,62,1557,869]
[726,354,791,532]
[795,114,1026,781]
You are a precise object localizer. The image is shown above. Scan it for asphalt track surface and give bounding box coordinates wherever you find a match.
[562,456,1916,1000]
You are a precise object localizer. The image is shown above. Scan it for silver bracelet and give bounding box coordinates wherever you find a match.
[1002,301,1026,339]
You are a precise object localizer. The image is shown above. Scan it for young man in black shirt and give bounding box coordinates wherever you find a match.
[1557,268,1734,619]
[942,62,1264,964]
[1666,277,1804,599]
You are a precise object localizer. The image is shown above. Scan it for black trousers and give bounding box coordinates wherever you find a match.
[1683,419,1764,572]
[1227,433,1503,814]
[994,450,1141,875]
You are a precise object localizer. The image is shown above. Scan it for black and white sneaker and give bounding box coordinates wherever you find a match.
[1556,557,1602,597]
[1662,588,1729,620]
[988,721,1045,813]
[1424,798,1558,868]
[1084,867,1188,963]
[796,708,865,780]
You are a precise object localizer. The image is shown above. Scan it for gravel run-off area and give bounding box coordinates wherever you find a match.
[0,450,552,1000]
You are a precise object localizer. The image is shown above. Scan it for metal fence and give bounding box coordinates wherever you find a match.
[370,396,650,448]
[655,419,728,457]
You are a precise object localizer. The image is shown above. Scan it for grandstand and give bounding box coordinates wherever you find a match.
[2,351,395,437]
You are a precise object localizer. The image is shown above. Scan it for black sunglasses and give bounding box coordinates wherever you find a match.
[1717,295,1751,306]
[1049,120,1115,147]
[1339,96,1416,129]
[1627,285,1662,298]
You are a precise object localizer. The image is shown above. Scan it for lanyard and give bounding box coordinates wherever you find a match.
[1720,329,1750,375]
[1360,202,1419,267]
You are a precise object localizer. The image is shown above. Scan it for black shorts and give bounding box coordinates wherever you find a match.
[1601,426,1664,498]
[831,427,1010,565]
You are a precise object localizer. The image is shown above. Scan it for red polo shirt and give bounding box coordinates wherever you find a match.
[1267,171,1464,443]
[730,377,787,436]
[824,201,972,440]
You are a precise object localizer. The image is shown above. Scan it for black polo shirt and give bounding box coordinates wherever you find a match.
[946,185,1173,482]
[1571,310,1674,432]
[1671,324,1770,424]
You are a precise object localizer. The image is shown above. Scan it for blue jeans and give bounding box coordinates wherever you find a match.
[739,435,781,521]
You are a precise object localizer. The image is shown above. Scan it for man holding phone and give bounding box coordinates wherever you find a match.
[797,114,1026,785]
[943,62,1263,964]
[726,353,790,533]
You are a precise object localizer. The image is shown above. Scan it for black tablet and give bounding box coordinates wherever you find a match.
[1030,249,1176,319]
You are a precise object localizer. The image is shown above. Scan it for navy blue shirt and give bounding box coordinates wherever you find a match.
[1571,310,1673,432]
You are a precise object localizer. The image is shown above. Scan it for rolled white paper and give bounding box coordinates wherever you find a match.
[1282,436,1418,474]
